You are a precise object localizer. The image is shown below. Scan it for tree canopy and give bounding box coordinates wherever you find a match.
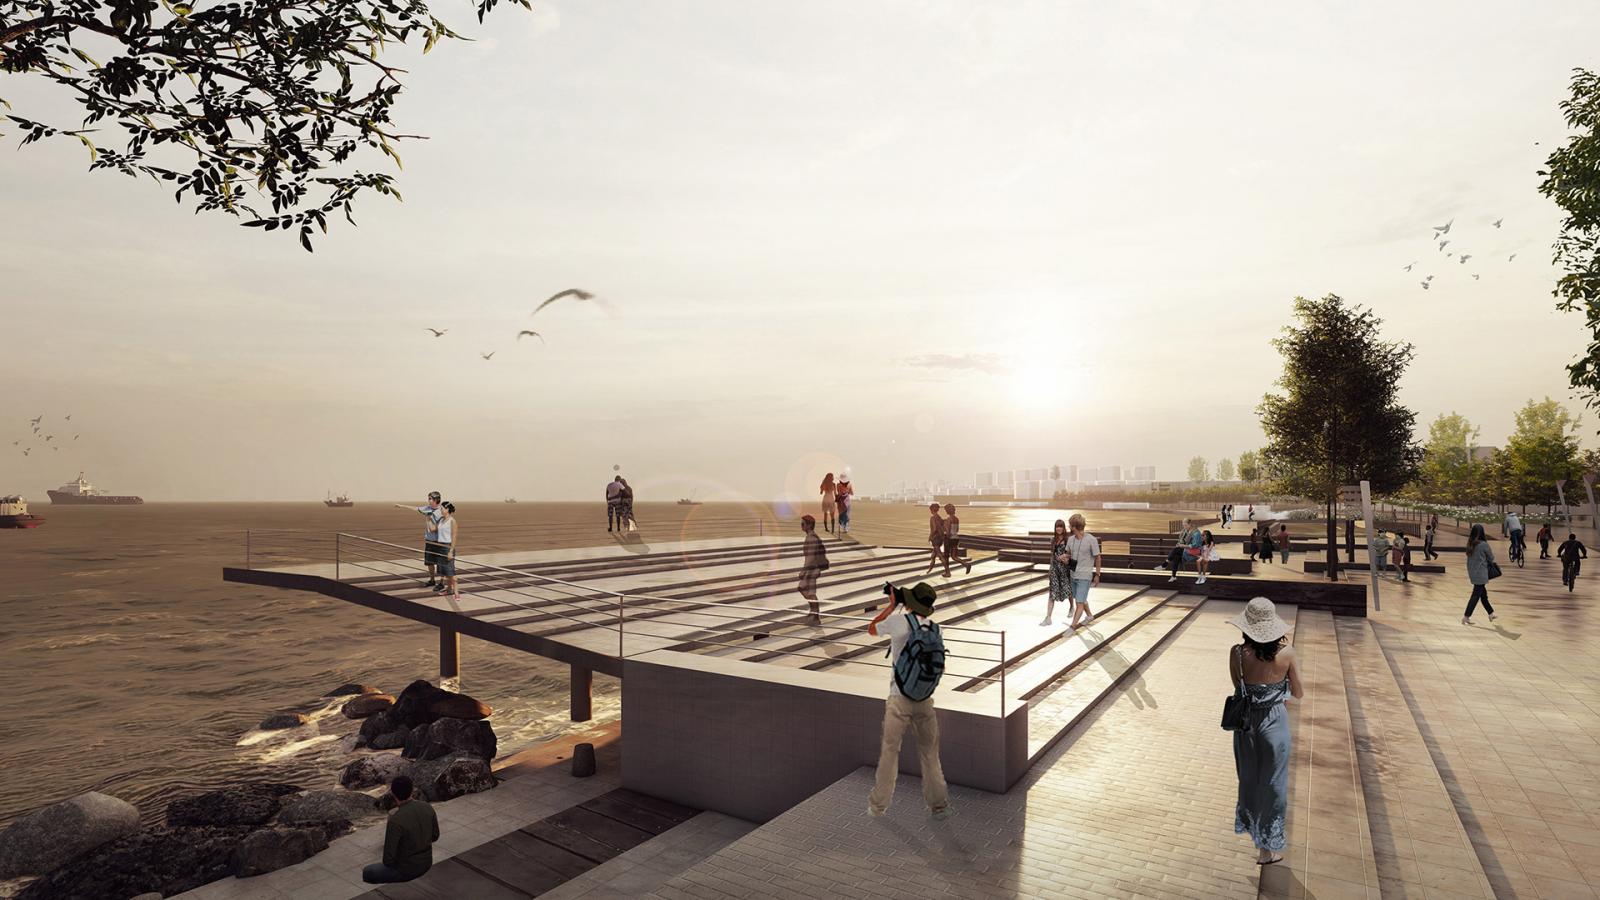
[1216,457,1235,482]
[1414,412,1479,504]
[1502,397,1585,511]
[1186,456,1209,482]
[1538,67,1600,419]
[1258,294,1422,500]
[1237,449,1261,483]
[0,0,524,250]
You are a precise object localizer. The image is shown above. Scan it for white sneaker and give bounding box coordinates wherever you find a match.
[1083,613,1094,625]
[1195,575,1207,585]
[1167,575,1177,583]
[1488,613,1497,622]
[1462,617,1473,625]
[1040,617,1052,627]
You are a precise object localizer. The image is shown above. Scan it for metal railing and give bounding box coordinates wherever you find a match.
[245,527,1012,716]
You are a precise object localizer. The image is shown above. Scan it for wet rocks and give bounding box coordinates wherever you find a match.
[428,693,492,721]
[0,791,140,878]
[231,826,332,877]
[403,717,497,762]
[275,790,384,827]
[340,754,413,791]
[166,783,301,829]
[325,683,383,697]
[391,680,491,729]
[411,753,496,803]
[355,710,406,749]
[341,693,396,719]
[257,712,311,730]
[16,826,248,900]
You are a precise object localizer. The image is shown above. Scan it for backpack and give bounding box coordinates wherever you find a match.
[890,614,945,701]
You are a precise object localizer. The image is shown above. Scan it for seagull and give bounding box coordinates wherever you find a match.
[531,289,596,317]
[43,435,52,442]
[426,328,448,337]
[480,352,496,361]
[1403,262,1416,272]
[1460,254,1471,264]
[28,415,42,426]
[516,330,546,344]
[1433,219,1453,236]
[1447,253,1454,259]
[1509,253,1518,262]
[21,448,29,456]
[1421,281,1431,290]
[1492,218,1503,229]
[1424,274,1435,282]
[51,446,58,451]
[1472,274,1481,280]
[1438,240,1451,251]
[73,434,79,440]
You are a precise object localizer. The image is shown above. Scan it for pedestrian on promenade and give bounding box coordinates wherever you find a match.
[1558,533,1587,591]
[1065,514,1101,625]
[1463,524,1498,625]
[1370,530,1392,578]
[1423,518,1438,561]
[799,515,828,625]
[1537,523,1553,559]
[1046,518,1071,626]
[1195,529,1216,586]
[605,476,624,532]
[1247,504,1256,522]
[362,775,439,884]
[836,473,854,534]
[1504,510,1525,562]
[820,473,837,534]
[1220,504,1230,529]
[943,504,970,575]
[435,502,460,599]
[1275,525,1291,566]
[1258,522,1275,565]
[925,502,949,576]
[866,582,952,820]
[1393,531,1411,582]
[618,478,637,532]
[1229,597,1302,867]
[393,492,444,589]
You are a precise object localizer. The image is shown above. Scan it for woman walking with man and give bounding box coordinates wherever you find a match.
[1229,597,1302,866]
[819,473,837,534]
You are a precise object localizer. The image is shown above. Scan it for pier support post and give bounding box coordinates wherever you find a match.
[571,665,593,722]
[439,627,460,686]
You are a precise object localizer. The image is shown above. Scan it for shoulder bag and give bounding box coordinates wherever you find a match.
[1221,644,1248,731]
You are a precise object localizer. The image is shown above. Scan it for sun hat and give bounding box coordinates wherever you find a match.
[839,473,851,483]
[888,581,937,616]
[1230,597,1288,643]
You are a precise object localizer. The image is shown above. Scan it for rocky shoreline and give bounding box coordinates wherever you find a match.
[0,679,503,900]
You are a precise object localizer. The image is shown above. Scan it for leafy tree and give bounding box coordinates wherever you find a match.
[0,0,525,250]
[1237,449,1262,483]
[1217,457,1236,481]
[1187,456,1209,482]
[1416,412,1479,505]
[1504,397,1584,512]
[1258,295,1422,579]
[1538,68,1600,421]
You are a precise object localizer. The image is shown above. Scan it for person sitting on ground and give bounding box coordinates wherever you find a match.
[362,775,439,884]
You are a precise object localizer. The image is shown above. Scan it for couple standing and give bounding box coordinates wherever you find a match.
[819,472,853,534]
[1044,514,1101,628]
[605,476,636,532]
[925,503,971,577]
[393,492,461,600]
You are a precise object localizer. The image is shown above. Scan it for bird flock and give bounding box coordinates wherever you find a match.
[1411,216,1520,290]
[424,288,599,359]
[14,413,80,459]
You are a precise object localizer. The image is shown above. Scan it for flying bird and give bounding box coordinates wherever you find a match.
[480,352,496,361]
[1492,218,1503,229]
[1438,240,1451,251]
[43,435,52,442]
[1509,253,1518,262]
[1472,274,1481,280]
[1424,274,1435,282]
[28,415,42,426]
[21,448,29,456]
[73,434,79,440]
[516,330,546,343]
[51,446,58,451]
[1446,253,1454,259]
[531,289,596,317]
[1433,219,1453,235]
[1459,254,1471,264]
[426,328,450,337]
[1421,281,1431,290]
[1403,262,1416,272]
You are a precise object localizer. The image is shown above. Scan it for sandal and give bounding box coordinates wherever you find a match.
[1256,855,1283,866]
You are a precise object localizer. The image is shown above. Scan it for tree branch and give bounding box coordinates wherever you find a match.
[0,14,127,46]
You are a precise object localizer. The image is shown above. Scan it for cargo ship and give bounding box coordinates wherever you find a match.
[324,492,355,508]
[47,473,144,505]
[0,496,45,528]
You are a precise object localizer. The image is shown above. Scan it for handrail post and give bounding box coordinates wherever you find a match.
[335,533,341,581]
[617,592,624,658]
[1000,630,1007,716]
[246,530,252,570]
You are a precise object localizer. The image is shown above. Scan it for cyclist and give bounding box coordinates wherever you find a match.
[1503,511,1525,565]
[1557,533,1588,592]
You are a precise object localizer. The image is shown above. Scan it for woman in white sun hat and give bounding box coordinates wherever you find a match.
[1228,597,1303,866]
[835,472,854,533]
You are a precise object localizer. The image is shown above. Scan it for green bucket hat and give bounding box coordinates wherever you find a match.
[890,581,937,617]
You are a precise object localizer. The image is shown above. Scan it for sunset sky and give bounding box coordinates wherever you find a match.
[3,0,1598,503]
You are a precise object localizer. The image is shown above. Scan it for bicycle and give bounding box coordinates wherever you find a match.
[1510,537,1525,568]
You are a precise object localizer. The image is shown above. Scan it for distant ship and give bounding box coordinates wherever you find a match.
[48,472,144,505]
[504,497,518,504]
[676,498,702,506]
[0,496,45,528]
[324,492,355,508]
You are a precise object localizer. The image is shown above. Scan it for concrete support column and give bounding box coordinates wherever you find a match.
[571,665,593,722]
[440,627,460,684]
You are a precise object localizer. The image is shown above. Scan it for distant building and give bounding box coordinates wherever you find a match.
[978,485,1006,496]
[1014,480,1041,500]
[1101,464,1123,482]
[1133,465,1156,481]
[1062,465,1079,483]
[976,472,994,488]
[999,470,1015,487]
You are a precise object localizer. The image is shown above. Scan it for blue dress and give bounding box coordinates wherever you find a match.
[1233,674,1291,851]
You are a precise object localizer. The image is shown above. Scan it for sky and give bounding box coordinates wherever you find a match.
[2,0,1598,503]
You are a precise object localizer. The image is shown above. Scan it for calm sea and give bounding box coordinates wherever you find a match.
[0,500,1174,828]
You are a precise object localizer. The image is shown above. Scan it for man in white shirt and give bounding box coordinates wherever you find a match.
[1064,514,1101,629]
[393,492,444,589]
[865,582,952,821]
[1503,511,1524,560]
[605,477,624,532]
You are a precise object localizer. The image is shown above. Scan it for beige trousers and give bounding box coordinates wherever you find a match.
[868,692,950,815]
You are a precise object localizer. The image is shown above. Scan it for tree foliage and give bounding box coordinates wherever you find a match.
[1237,449,1261,483]
[1258,295,1422,501]
[1415,412,1479,504]
[1217,457,1235,481]
[0,0,525,250]
[1503,397,1584,511]
[1186,455,1209,482]
[1538,67,1600,418]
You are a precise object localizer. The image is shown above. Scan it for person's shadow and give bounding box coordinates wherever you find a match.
[1079,627,1159,710]
[612,530,650,554]
[1491,622,1522,640]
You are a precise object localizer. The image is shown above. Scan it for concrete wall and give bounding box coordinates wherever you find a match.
[621,650,1027,823]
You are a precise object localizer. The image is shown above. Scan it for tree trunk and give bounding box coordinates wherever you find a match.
[1325,498,1338,581]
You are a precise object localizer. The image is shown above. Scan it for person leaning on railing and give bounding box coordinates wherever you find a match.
[393,492,444,588]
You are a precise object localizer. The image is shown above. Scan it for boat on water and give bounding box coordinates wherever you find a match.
[47,472,144,505]
[0,495,45,528]
[676,498,702,506]
[324,492,355,508]
[504,497,518,504]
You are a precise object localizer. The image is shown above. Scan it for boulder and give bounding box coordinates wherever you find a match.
[275,791,383,826]
[391,680,491,729]
[341,693,396,719]
[15,826,247,900]
[129,894,163,900]
[412,753,496,803]
[257,713,310,730]
[0,792,140,878]
[355,709,396,747]
[167,783,301,829]
[325,683,382,697]
[340,754,412,791]
[402,718,497,762]
[367,728,413,751]
[231,826,331,877]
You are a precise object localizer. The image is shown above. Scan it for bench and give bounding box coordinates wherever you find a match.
[1303,560,1446,575]
[996,548,1255,575]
